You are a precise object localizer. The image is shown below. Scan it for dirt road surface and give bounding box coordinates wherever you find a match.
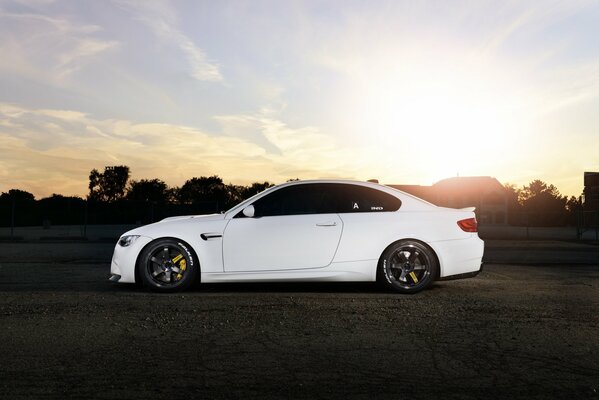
[0,242,598,399]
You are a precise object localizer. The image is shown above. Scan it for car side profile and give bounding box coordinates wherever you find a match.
[110,180,484,293]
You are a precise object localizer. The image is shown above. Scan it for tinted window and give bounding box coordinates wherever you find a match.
[237,183,401,217]
[250,184,336,217]
[334,184,401,213]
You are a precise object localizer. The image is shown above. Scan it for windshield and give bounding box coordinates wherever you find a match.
[224,184,280,216]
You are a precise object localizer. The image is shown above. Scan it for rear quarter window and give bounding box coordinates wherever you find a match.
[335,185,401,213]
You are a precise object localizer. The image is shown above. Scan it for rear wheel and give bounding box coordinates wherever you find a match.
[378,240,437,294]
[139,239,198,292]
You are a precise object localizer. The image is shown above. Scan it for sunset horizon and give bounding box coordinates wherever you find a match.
[0,164,586,201]
[1,1,598,199]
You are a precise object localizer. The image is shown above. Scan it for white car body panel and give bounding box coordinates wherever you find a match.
[222,214,343,272]
[110,179,484,286]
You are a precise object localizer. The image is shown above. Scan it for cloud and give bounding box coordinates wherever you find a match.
[115,0,222,82]
[0,5,118,82]
[0,104,365,197]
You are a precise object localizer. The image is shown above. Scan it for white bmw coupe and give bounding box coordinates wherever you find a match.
[110,180,484,293]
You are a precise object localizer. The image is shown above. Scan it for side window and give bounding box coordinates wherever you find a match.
[251,184,336,217]
[336,185,401,213]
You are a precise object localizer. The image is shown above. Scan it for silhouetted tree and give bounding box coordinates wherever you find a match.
[127,179,169,203]
[0,189,37,226]
[225,184,245,207]
[504,183,523,224]
[0,189,35,201]
[504,183,521,207]
[566,196,582,213]
[37,194,85,225]
[177,175,231,211]
[241,182,274,199]
[165,187,179,204]
[88,166,130,202]
[519,180,562,203]
[518,180,567,225]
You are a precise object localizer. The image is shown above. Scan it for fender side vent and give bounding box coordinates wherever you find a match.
[200,233,222,241]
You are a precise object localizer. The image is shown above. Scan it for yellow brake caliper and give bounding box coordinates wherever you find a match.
[409,271,419,284]
[171,254,186,280]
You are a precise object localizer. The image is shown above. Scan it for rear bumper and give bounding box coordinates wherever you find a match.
[431,235,484,278]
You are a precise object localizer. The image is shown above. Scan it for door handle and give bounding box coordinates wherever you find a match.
[316,221,337,227]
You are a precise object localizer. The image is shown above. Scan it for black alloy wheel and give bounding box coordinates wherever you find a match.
[379,240,437,294]
[139,239,198,292]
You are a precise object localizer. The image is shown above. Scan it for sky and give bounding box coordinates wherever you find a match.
[1,0,598,198]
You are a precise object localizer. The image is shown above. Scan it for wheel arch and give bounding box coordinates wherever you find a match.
[376,238,441,282]
[134,236,201,285]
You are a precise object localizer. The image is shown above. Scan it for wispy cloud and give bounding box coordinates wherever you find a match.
[214,112,363,176]
[115,0,222,82]
[0,104,363,197]
[0,4,118,82]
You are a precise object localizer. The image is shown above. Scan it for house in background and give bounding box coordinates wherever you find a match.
[583,172,599,212]
[390,176,508,225]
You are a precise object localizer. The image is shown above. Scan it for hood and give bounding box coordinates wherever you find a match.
[160,213,225,223]
[120,213,226,238]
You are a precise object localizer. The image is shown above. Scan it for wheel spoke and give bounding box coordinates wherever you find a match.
[399,270,407,282]
[150,256,162,266]
[152,269,164,277]
[171,266,181,274]
[162,247,170,260]
[395,252,408,264]
[408,250,419,263]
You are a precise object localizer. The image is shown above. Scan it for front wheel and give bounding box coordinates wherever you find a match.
[138,239,199,292]
[378,240,438,294]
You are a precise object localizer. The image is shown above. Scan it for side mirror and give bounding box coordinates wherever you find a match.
[242,205,255,218]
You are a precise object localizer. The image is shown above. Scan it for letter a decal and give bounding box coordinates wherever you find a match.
[353,202,359,209]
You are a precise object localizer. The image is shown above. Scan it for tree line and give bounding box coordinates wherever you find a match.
[503,180,581,225]
[0,165,583,227]
[87,165,274,210]
[0,166,277,227]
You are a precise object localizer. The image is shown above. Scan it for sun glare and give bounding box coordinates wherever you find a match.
[339,51,524,185]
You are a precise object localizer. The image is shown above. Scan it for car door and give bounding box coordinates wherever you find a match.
[222,183,343,272]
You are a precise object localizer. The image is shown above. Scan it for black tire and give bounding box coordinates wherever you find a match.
[378,240,438,294]
[138,238,199,293]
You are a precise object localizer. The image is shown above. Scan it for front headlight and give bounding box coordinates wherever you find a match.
[118,235,140,247]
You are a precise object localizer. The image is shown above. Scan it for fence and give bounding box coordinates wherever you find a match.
[1,198,598,241]
[0,198,220,239]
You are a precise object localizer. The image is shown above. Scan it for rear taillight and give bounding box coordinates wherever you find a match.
[457,218,478,232]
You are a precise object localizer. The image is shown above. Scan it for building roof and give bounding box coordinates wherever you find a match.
[389,176,506,205]
[433,176,504,190]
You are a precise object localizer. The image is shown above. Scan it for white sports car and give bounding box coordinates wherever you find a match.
[110,180,484,293]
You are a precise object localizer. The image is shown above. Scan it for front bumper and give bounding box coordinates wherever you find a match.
[110,235,154,283]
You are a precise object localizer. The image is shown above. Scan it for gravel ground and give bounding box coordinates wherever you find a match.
[0,243,598,399]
